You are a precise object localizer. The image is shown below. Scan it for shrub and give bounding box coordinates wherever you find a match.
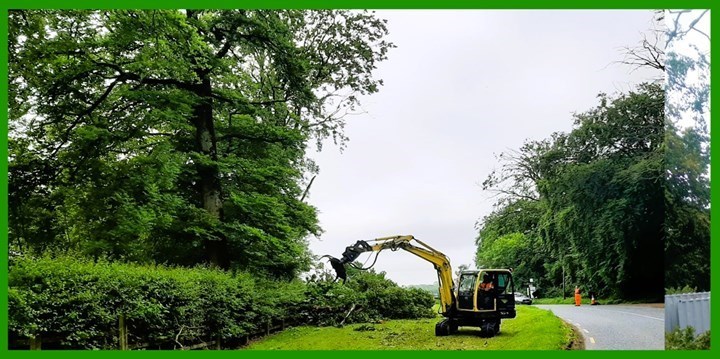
[8,256,299,349]
[666,327,710,350]
[298,268,435,326]
[666,285,699,295]
[9,256,436,349]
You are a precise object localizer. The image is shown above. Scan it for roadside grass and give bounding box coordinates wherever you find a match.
[533,297,622,305]
[247,306,573,350]
[532,297,657,305]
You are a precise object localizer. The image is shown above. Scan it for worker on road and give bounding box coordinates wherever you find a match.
[574,286,581,306]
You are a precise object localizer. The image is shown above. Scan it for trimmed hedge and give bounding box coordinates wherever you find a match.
[9,256,303,349]
[9,256,434,349]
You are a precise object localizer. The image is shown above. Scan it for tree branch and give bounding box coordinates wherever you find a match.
[47,76,125,159]
[300,175,316,202]
[215,39,234,59]
[91,60,194,90]
[691,26,711,41]
[211,91,290,107]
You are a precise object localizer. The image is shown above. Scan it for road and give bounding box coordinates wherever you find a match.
[535,304,664,350]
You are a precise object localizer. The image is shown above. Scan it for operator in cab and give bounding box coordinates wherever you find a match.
[479,273,494,291]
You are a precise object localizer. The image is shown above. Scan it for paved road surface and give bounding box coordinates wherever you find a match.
[535,304,664,350]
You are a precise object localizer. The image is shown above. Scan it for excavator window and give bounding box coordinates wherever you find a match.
[495,273,512,294]
[458,273,476,294]
[457,273,477,310]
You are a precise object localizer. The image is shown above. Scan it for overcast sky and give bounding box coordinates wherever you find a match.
[305,10,664,286]
[665,10,711,130]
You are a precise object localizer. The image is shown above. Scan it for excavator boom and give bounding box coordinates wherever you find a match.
[326,235,456,316]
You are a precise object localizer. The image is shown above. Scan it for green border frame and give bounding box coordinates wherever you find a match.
[0,1,715,10]
[0,1,716,358]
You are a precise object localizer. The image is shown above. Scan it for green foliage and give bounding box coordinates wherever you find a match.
[9,256,434,349]
[666,328,710,350]
[405,283,438,295]
[476,83,706,301]
[663,123,710,291]
[8,256,303,349]
[8,10,394,277]
[665,285,699,295]
[299,267,435,326]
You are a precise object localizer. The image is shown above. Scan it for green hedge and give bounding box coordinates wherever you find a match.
[9,256,434,349]
[9,256,303,349]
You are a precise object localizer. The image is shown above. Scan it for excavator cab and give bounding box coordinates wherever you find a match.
[456,270,516,314]
[452,269,516,336]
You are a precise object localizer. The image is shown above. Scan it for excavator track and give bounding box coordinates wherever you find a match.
[435,318,451,336]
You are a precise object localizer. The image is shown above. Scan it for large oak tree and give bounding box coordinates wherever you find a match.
[9,10,394,278]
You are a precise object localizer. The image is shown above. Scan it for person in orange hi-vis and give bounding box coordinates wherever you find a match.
[479,274,494,291]
[574,286,581,306]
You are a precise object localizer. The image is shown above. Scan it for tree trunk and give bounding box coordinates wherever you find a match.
[119,314,128,350]
[192,75,226,268]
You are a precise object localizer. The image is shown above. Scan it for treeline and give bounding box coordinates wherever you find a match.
[9,256,434,349]
[475,83,709,300]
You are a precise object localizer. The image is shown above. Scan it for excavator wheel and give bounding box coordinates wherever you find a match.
[449,320,459,334]
[435,319,451,336]
[479,321,498,338]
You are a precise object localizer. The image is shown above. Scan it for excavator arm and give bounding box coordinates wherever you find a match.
[325,235,456,316]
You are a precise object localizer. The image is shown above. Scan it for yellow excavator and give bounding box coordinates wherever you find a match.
[323,235,516,337]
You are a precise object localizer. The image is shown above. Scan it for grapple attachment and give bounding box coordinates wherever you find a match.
[321,240,374,283]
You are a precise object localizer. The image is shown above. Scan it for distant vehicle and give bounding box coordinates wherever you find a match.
[514,292,533,305]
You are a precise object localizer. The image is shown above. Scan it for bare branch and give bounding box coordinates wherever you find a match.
[667,9,710,42]
[617,30,665,72]
[174,325,186,350]
[691,26,711,41]
[300,175,316,202]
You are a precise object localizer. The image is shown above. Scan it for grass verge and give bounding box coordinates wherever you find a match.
[247,306,573,350]
[532,297,626,305]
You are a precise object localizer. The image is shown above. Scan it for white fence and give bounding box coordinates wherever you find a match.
[665,292,710,335]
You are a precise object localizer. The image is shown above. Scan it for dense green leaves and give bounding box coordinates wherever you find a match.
[9,10,393,277]
[476,83,708,300]
[9,256,299,349]
[665,328,711,350]
[300,266,435,326]
[9,257,433,349]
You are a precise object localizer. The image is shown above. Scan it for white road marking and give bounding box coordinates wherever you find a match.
[590,337,596,344]
[583,329,589,334]
[599,309,663,321]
